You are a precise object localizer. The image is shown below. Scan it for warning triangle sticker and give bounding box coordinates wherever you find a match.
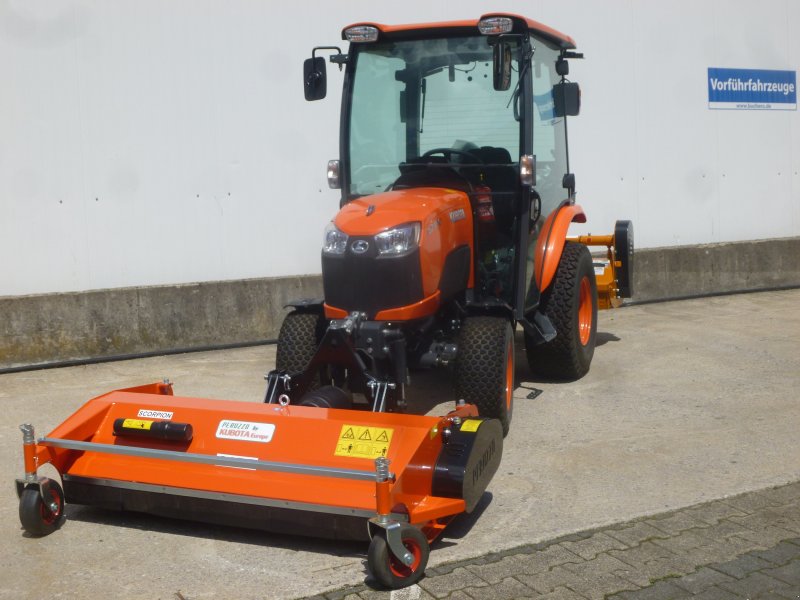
[341,428,355,439]
[375,430,389,442]
[358,429,372,441]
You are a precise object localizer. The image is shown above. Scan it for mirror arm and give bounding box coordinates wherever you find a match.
[330,53,349,71]
[312,46,349,71]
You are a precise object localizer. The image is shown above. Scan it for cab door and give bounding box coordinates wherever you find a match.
[523,40,572,309]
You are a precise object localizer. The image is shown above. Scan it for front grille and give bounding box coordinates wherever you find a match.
[322,238,424,317]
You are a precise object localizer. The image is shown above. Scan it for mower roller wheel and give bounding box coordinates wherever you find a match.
[275,311,325,389]
[525,242,597,380]
[368,524,429,589]
[454,316,514,436]
[19,481,65,537]
[298,385,352,409]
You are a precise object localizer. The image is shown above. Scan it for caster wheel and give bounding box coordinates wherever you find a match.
[19,480,65,537]
[367,524,429,589]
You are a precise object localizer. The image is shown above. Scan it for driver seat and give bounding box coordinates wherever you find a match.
[392,157,474,195]
[475,146,517,233]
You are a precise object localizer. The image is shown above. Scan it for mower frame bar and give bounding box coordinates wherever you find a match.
[38,437,378,481]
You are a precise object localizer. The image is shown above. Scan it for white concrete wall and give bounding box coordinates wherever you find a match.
[1,0,798,296]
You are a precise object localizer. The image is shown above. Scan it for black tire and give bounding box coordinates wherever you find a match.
[614,220,634,298]
[454,317,514,436]
[526,242,598,380]
[298,385,352,409]
[367,524,429,589]
[19,481,65,537]
[275,311,325,388]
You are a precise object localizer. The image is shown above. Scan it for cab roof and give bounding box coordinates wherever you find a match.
[341,12,576,50]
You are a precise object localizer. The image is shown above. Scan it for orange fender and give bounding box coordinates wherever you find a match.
[534,203,587,292]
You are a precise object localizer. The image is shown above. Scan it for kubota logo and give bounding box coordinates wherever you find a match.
[351,240,369,254]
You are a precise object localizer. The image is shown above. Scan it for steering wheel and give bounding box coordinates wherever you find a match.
[421,147,483,164]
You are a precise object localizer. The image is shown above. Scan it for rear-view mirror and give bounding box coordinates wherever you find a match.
[553,82,581,116]
[304,57,327,101]
[492,41,512,91]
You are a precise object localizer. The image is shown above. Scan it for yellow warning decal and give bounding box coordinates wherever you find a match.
[121,419,153,430]
[335,425,393,458]
[459,419,482,433]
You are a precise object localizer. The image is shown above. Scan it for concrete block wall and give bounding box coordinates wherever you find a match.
[0,275,322,370]
[632,237,800,303]
[1,238,798,370]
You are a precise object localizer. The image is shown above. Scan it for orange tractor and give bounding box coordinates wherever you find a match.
[15,14,632,589]
[277,13,633,431]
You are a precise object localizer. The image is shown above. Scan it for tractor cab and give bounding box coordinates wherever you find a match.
[305,15,583,314]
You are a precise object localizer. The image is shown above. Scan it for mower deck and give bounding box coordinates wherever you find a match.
[16,381,503,587]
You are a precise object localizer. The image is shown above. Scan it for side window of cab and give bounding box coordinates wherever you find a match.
[531,43,569,229]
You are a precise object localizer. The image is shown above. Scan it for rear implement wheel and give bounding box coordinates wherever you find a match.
[525,242,597,380]
[367,525,429,589]
[454,317,514,436]
[275,311,325,388]
[19,481,65,537]
[614,220,634,298]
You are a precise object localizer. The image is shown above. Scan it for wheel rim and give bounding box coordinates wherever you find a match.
[578,276,592,346]
[39,488,61,525]
[388,538,423,578]
[504,340,513,410]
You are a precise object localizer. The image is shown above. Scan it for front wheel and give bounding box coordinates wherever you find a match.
[19,481,65,537]
[367,525,429,589]
[275,311,326,388]
[454,317,514,436]
[525,242,598,380]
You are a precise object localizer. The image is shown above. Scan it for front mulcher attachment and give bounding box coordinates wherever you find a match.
[15,381,503,589]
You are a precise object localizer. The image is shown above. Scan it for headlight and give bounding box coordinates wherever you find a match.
[322,222,348,255]
[375,223,420,256]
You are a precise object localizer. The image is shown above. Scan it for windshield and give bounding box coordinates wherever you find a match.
[347,36,520,197]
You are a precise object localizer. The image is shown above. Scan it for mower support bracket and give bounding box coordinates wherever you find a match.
[369,380,396,413]
[15,476,58,510]
[369,516,415,566]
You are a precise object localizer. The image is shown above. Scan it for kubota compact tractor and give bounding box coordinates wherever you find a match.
[14,14,632,590]
[273,14,633,434]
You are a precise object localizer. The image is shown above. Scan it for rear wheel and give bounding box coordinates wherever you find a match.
[19,481,65,537]
[275,311,325,388]
[367,524,429,589]
[525,242,597,380]
[454,317,514,436]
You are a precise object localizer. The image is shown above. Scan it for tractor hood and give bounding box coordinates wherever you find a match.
[334,188,470,236]
[323,186,474,316]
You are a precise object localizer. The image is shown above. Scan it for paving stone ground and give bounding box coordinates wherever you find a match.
[304,481,800,600]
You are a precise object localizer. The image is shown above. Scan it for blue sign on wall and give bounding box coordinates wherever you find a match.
[708,68,796,110]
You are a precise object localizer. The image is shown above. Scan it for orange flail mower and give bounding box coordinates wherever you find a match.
[17,13,633,589]
[17,380,502,589]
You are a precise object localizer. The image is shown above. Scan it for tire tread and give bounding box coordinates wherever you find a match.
[526,242,597,380]
[454,316,513,435]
